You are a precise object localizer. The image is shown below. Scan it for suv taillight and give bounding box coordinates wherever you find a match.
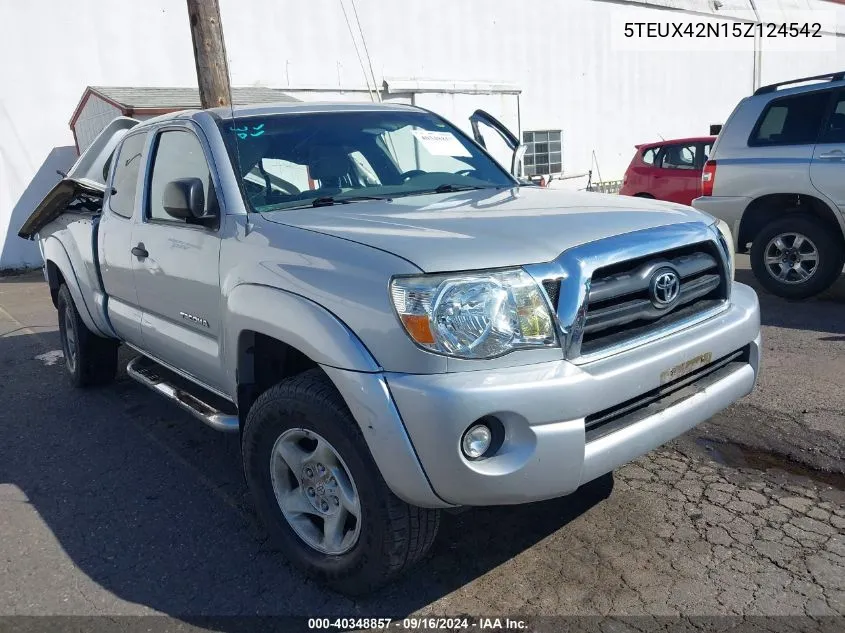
[702,160,717,196]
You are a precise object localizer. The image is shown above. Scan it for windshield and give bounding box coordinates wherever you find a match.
[219,109,516,212]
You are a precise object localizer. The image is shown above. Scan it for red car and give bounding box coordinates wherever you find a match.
[619,136,716,206]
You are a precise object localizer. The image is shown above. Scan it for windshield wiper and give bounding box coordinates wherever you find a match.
[312,194,390,207]
[390,184,490,198]
[434,183,487,193]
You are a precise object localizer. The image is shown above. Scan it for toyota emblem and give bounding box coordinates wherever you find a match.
[650,268,680,308]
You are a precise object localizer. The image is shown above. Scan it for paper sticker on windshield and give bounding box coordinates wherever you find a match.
[412,130,471,157]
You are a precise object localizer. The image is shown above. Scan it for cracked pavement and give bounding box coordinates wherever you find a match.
[0,256,843,626]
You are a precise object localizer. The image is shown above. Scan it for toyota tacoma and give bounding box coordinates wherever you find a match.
[19,102,761,594]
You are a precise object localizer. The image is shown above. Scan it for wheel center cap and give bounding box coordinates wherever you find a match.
[301,462,340,515]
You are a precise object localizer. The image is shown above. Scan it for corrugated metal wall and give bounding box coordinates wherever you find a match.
[1,0,843,266]
[219,0,845,185]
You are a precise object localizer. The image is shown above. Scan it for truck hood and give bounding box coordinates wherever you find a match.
[18,178,104,240]
[262,187,714,272]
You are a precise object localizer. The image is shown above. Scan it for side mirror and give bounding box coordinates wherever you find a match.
[162,178,206,220]
[511,144,528,179]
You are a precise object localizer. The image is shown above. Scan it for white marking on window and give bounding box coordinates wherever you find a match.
[412,130,471,157]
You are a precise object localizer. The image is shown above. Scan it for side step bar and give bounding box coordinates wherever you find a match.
[126,356,239,433]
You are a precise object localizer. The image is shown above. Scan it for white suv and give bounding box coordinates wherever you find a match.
[693,71,845,299]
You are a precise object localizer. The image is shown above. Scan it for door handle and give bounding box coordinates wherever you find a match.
[818,150,845,160]
[131,245,148,258]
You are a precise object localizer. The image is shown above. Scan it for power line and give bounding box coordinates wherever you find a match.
[351,0,382,102]
[338,0,376,102]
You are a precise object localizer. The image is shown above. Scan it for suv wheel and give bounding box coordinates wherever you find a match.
[242,369,440,595]
[750,215,844,299]
[57,284,119,386]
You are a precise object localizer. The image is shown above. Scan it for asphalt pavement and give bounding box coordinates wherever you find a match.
[0,256,843,628]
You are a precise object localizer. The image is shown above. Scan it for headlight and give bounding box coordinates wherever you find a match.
[390,268,558,359]
[713,219,735,280]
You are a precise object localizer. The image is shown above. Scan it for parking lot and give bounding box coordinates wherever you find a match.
[0,256,843,624]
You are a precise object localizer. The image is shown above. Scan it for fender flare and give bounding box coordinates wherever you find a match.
[739,191,845,248]
[42,236,110,337]
[222,284,447,507]
[223,283,380,389]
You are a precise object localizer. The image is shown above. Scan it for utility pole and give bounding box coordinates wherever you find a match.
[186,0,232,109]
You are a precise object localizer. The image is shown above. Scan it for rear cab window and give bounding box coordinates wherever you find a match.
[109,132,147,218]
[244,158,312,208]
[749,90,832,146]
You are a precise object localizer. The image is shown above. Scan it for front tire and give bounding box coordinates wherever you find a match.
[57,284,118,387]
[242,369,440,595]
[750,215,844,299]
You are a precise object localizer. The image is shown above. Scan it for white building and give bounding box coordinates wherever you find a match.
[1,0,844,268]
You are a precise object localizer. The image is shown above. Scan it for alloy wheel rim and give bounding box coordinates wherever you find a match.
[270,428,361,555]
[61,305,78,373]
[763,232,819,285]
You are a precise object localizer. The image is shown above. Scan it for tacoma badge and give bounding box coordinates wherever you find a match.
[179,312,210,328]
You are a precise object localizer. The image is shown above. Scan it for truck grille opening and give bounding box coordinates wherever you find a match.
[584,345,750,443]
[542,278,561,310]
[579,242,727,356]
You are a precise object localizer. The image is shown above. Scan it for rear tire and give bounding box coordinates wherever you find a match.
[242,369,440,595]
[750,215,844,299]
[57,284,118,387]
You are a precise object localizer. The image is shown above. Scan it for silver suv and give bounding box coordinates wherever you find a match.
[693,71,845,299]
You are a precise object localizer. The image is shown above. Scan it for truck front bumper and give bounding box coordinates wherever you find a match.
[382,283,760,507]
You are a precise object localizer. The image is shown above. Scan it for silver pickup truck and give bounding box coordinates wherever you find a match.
[20,102,761,594]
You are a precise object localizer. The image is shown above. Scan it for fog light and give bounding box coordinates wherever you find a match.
[461,424,492,459]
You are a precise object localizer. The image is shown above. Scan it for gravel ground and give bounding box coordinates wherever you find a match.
[0,257,842,630]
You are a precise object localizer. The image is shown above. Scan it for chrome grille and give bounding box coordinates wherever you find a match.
[580,243,727,356]
[526,222,732,363]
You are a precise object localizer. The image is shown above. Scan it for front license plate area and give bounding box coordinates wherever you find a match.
[660,352,713,385]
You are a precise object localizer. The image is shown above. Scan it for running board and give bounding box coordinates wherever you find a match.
[126,356,239,433]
